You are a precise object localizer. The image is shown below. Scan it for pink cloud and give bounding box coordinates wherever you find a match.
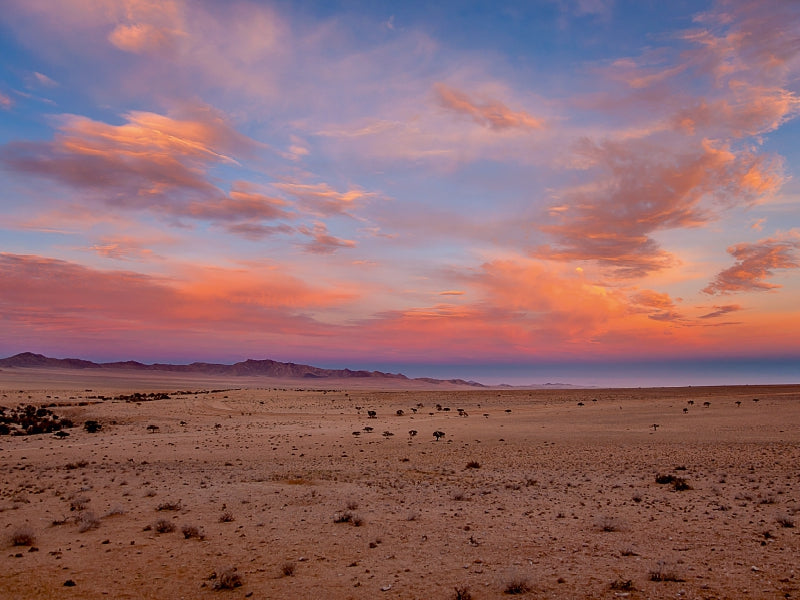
[0,253,355,349]
[108,22,183,55]
[698,304,742,319]
[0,91,12,109]
[87,237,163,261]
[274,182,375,218]
[298,223,356,254]
[0,106,307,238]
[703,235,800,294]
[434,82,544,131]
[537,138,784,278]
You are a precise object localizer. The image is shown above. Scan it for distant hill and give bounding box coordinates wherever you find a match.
[0,352,485,387]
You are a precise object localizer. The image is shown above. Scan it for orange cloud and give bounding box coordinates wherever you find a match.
[298,222,356,254]
[108,22,183,55]
[88,236,163,261]
[698,304,742,319]
[0,106,307,237]
[703,235,800,294]
[537,138,784,278]
[0,253,353,344]
[434,82,544,131]
[274,182,375,218]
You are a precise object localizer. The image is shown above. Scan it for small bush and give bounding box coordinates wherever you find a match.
[10,526,36,546]
[282,562,296,577]
[181,524,205,540]
[503,575,531,594]
[609,579,635,591]
[70,496,90,512]
[465,461,481,469]
[212,567,242,590]
[83,420,101,433]
[154,519,176,533]
[649,561,683,582]
[334,511,353,523]
[776,513,795,528]
[157,501,182,511]
[655,474,676,485]
[219,511,235,523]
[77,511,100,533]
[595,515,622,532]
[672,477,692,491]
[454,585,472,600]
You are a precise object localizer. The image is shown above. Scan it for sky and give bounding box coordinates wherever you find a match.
[1,0,799,387]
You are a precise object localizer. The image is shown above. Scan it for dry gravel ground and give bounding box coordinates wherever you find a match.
[1,369,798,599]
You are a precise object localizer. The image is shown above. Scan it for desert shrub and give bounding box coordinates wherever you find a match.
[465,461,481,469]
[595,515,622,532]
[154,519,176,533]
[70,496,90,511]
[454,585,472,600]
[334,511,353,523]
[282,562,296,577]
[503,575,531,594]
[346,500,359,510]
[672,477,692,491]
[212,567,242,590]
[65,460,89,470]
[776,513,795,528]
[655,474,676,485]
[609,579,635,591]
[77,511,100,533]
[433,430,445,441]
[83,420,101,433]
[219,511,235,523]
[649,561,683,582]
[10,526,36,546]
[157,501,182,511]
[181,524,205,540]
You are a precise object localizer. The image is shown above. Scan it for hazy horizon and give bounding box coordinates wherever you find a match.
[3,350,797,389]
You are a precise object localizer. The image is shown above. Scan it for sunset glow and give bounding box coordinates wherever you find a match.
[1,1,798,385]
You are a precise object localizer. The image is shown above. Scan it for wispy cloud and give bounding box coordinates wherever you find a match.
[704,235,800,294]
[698,304,742,319]
[537,138,783,278]
[434,82,544,131]
[298,222,357,254]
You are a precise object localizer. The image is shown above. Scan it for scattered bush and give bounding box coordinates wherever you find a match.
[9,526,36,546]
[454,585,472,600]
[503,575,531,594]
[334,511,353,523]
[156,501,182,511]
[84,420,102,433]
[609,579,635,591]
[212,567,242,590]
[433,430,446,441]
[465,461,481,469]
[154,519,176,533]
[649,561,683,582]
[776,513,795,528]
[219,511,235,523]
[282,562,296,577]
[181,524,205,540]
[76,511,100,533]
[595,515,622,532]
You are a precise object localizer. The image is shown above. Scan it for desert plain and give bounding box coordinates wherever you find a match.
[1,367,799,599]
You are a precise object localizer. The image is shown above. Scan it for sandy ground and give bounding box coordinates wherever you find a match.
[1,368,798,599]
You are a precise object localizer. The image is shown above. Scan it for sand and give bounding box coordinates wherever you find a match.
[1,368,798,599]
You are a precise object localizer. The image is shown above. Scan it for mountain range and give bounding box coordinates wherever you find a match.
[0,352,485,387]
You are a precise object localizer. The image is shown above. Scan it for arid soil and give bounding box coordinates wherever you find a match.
[1,368,798,599]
